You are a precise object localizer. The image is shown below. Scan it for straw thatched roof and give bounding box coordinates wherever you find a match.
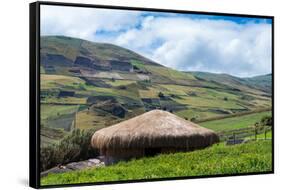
[91,110,219,150]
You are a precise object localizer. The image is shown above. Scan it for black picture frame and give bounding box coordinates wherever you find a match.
[29,1,274,189]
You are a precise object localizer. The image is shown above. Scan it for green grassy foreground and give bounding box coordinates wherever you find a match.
[41,141,272,186]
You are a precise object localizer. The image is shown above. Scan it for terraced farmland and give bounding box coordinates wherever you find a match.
[200,111,272,132]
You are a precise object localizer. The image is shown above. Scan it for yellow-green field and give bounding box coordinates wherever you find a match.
[200,111,272,131]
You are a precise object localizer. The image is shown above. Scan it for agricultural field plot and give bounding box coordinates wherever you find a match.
[144,65,196,81]
[42,97,88,105]
[91,72,124,80]
[138,87,160,98]
[41,36,82,61]
[104,79,135,87]
[75,108,123,130]
[190,72,272,96]
[40,105,78,147]
[41,104,79,120]
[200,111,272,132]
[159,84,270,109]
[40,127,69,147]
[41,105,80,132]
[41,140,272,185]
[41,74,86,89]
[175,109,224,121]
[40,66,45,74]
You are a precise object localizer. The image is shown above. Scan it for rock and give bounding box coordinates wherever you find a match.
[40,158,106,177]
[66,161,94,170]
[40,166,72,177]
[93,162,104,168]
[88,158,101,164]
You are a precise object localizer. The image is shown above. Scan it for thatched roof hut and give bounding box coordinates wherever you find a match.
[91,110,219,165]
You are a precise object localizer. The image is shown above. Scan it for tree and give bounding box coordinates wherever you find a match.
[158,92,164,98]
[260,115,272,126]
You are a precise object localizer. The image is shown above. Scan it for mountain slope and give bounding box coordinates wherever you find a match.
[40,36,272,146]
[190,72,272,95]
[41,35,159,68]
[243,74,272,94]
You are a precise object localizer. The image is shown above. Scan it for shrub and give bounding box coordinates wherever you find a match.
[78,83,86,90]
[190,117,196,122]
[188,92,197,97]
[260,115,272,126]
[40,129,99,172]
[137,80,151,90]
[158,92,164,98]
[118,85,127,90]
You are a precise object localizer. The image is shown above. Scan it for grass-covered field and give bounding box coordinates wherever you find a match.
[41,141,272,186]
[249,131,272,140]
[200,111,272,132]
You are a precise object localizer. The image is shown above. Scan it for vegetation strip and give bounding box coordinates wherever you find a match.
[197,108,271,123]
[200,111,272,132]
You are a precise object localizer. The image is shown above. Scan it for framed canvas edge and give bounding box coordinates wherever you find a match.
[30,1,41,189]
[29,1,275,189]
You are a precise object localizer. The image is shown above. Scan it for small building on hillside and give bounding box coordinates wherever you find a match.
[91,110,219,165]
[58,90,75,97]
[109,60,133,72]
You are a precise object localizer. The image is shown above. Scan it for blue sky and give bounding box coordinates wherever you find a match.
[41,5,272,77]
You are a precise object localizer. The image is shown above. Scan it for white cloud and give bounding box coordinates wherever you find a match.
[41,5,142,41]
[114,17,272,77]
[41,5,272,77]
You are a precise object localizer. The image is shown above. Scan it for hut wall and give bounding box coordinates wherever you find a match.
[104,148,144,165]
[103,147,193,165]
[160,147,187,154]
[103,146,212,165]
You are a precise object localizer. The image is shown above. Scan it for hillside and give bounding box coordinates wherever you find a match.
[243,74,272,94]
[40,36,272,146]
[191,72,272,95]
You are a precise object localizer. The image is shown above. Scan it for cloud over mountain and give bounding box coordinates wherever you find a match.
[41,5,272,77]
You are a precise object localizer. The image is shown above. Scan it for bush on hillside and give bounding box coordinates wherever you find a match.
[190,117,196,122]
[158,92,164,98]
[40,129,99,172]
[260,115,272,126]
